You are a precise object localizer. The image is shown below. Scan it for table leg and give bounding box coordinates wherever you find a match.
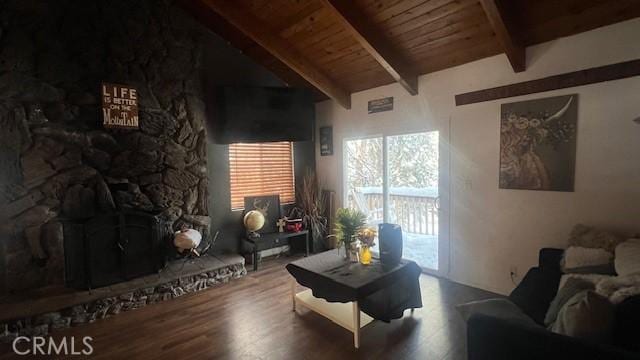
[352,301,360,349]
[305,232,309,257]
[291,278,297,312]
[253,249,258,272]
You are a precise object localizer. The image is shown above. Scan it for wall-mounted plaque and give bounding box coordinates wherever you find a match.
[101,83,139,129]
[368,97,393,114]
[319,126,333,156]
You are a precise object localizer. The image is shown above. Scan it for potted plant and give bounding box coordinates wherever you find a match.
[334,208,367,260]
[288,169,327,252]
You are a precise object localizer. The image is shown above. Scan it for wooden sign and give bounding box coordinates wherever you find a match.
[101,83,139,129]
[368,97,393,113]
[319,126,333,156]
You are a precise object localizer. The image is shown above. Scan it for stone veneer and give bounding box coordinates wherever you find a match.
[0,256,246,342]
[0,0,214,293]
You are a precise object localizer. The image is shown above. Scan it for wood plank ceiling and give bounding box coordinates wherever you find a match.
[182,0,640,107]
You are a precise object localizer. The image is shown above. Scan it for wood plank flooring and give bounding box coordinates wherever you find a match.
[0,255,499,360]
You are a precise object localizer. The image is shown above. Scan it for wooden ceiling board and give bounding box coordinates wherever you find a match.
[274,1,325,33]
[510,0,610,27]
[416,38,502,73]
[302,32,361,60]
[279,6,336,40]
[285,20,344,50]
[376,0,476,30]
[187,0,640,103]
[518,0,640,45]
[361,0,433,24]
[308,4,485,67]
[384,0,482,39]
[327,55,391,78]
[339,66,398,92]
[408,25,496,61]
[393,5,489,50]
[406,18,495,57]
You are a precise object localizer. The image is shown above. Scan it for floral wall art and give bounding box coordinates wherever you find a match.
[499,94,578,191]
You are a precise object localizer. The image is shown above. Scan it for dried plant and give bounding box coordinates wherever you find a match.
[289,169,327,250]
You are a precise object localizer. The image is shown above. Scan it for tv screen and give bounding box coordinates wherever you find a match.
[212,86,314,144]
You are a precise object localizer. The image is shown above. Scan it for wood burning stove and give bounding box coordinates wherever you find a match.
[63,211,167,289]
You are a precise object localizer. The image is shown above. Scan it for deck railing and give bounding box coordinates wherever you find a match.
[347,187,439,236]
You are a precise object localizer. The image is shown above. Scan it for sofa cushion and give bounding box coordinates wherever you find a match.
[456,298,539,327]
[562,246,614,274]
[545,277,595,326]
[615,239,640,276]
[568,224,623,253]
[551,290,615,344]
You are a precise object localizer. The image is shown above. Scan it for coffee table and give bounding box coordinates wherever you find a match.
[286,249,422,348]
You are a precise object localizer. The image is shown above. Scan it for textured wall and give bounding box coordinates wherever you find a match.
[0,0,211,293]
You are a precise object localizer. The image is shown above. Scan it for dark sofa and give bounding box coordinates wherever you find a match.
[467,248,640,360]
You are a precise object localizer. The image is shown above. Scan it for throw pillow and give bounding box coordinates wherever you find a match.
[456,298,539,327]
[561,246,613,273]
[544,278,595,326]
[568,224,623,253]
[558,274,613,290]
[551,290,615,344]
[615,238,640,276]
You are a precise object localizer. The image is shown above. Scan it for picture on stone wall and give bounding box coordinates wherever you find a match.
[244,195,281,234]
[499,94,578,191]
[102,83,139,129]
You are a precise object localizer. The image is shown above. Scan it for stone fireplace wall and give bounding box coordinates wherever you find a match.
[0,0,212,294]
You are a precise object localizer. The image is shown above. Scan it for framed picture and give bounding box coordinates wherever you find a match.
[319,126,333,156]
[244,195,281,233]
[499,94,578,191]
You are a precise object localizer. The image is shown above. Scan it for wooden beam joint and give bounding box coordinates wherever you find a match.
[479,0,525,72]
[320,0,419,95]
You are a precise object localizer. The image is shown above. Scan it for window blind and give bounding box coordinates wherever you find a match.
[229,142,295,210]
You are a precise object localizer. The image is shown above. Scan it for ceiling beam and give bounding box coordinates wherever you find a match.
[200,0,351,109]
[320,0,419,95]
[479,0,525,72]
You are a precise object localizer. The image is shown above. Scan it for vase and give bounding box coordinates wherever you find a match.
[359,246,372,265]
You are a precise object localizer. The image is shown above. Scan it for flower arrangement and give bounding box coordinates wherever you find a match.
[357,227,377,248]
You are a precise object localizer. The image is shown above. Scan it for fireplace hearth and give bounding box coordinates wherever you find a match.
[63,211,167,290]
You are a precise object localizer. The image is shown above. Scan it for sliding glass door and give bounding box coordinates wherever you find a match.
[344,137,384,227]
[344,132,440,271]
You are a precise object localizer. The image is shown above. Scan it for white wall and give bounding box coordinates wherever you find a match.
[315,18,640,295]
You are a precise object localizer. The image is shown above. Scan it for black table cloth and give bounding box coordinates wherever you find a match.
[286,249,422,322]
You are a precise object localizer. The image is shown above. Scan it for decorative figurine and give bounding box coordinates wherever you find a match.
[276,218,287,233]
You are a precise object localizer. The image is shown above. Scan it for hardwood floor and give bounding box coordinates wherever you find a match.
[0,255,499,359]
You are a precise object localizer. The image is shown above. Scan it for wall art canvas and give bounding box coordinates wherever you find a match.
[499,94,578,191]
[244,195,281,233]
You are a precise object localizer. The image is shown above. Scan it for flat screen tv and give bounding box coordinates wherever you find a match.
[212,86,314,144]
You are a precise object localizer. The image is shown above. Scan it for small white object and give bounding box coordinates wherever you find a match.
[563,246,613,270]
[615,238,640,276]
[276,218,286,233]
[174,228,202,253]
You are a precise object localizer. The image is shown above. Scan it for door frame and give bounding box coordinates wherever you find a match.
[341,130,449,277]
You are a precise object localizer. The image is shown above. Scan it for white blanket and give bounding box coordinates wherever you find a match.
[596,274,640,304]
